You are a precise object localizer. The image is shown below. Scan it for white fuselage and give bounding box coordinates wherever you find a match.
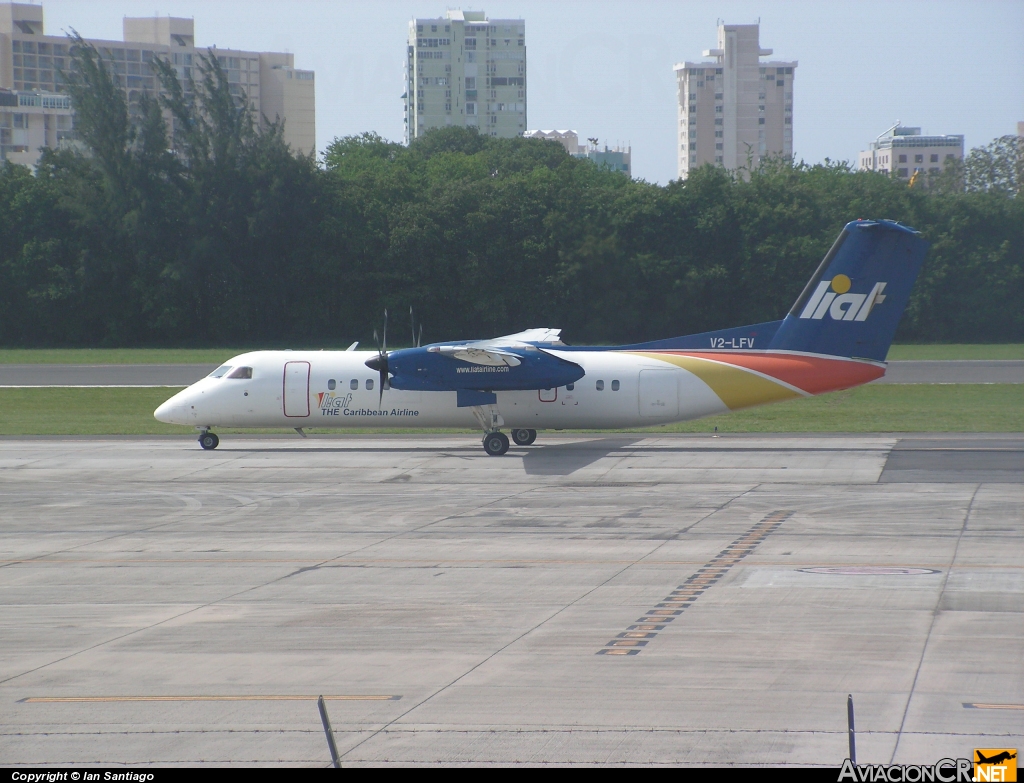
[154,350,732,431]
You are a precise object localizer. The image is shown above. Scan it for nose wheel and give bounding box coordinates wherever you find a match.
[482,431,510,456]
[199,431,220,450]
[511,428,537,446]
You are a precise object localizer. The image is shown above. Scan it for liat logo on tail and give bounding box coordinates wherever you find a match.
[798,274,887,322]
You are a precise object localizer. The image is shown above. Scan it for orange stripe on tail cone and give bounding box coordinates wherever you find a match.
[653,352,885,395]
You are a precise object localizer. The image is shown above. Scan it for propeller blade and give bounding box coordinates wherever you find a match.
[410,306,416,347]
[367,310,390,407]
[417,323,423,348]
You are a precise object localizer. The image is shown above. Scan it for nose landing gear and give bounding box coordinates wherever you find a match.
[199,430,220,450]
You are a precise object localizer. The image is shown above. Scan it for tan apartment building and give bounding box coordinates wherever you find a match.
[858,124,963,181]
[674,23,795,179]
[406,9,526,142]
[0,2,315,166]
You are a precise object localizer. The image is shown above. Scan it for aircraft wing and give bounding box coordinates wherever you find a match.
[432,346,522,367]
[477,328,564,347]
[426,328,563,366]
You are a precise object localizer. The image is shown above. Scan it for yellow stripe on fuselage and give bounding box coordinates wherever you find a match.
[626,352,801,411]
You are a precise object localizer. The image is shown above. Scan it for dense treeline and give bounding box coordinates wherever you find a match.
[0,42,1021,347]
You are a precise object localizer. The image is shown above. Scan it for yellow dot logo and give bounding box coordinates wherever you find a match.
[831,274,852,294]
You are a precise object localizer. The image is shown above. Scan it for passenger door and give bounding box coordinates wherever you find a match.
[283,361,311,417]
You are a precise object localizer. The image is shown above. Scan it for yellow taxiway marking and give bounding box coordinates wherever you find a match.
[21,695,401,703]
[963,703,1024,710]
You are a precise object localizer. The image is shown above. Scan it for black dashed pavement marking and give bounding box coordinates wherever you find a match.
[597,510,792,655]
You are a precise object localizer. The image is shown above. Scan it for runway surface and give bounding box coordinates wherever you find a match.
[0,364,218,387]
[1,434,1021,766]
[1,360,1022,387]
[874,361,1024,384]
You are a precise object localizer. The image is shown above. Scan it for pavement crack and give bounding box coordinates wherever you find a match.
[889,483,981,764]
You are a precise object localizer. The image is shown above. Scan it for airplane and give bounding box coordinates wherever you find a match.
[155,219,929,455]
[975,751,1016,765]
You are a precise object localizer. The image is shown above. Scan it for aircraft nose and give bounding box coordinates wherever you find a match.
[154,392,189,424]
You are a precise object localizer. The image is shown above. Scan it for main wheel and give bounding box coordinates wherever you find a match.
[511,428,537,446]
[483,431,510,456]
[199,432,219,450]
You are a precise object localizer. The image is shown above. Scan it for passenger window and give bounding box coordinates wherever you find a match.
[226,366,252,379]
[209,365,232,378]
[366,378,374,390]
[566,383,574,391]
[328,379,336,390]
[611,380,620,391]
[596,380,604,391]
[350,379,358,390]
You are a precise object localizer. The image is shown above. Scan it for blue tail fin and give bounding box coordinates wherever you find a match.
[768,220,928,361]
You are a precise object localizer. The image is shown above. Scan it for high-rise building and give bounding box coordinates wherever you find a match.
[858,124,963,181]
[406,10,526,143]
[0,2,315,166]
[674,23,795,179]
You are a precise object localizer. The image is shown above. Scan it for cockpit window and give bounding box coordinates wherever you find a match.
[227,366,253,379]
[209,365,232,378]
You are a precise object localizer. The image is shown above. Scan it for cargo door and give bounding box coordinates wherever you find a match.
[638,370,678,418]
[283,361,311,417]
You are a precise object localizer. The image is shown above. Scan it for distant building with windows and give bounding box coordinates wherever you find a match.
[523,129,632,176]
[674,22,795,179]
[858,124,963,180]
[0,87,73,167]
[0,2,315,166]
[406,9,526,143]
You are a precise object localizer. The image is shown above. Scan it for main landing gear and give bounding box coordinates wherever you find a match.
[483,431,510,456]
[471,404,537,456]
[482,429,538,456]
[198,430,219,450]
[511,428,537,446]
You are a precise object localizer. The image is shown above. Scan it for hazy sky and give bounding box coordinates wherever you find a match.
[35,0,1024,183]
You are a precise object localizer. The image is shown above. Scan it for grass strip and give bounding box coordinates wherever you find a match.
[884,344,1024,360]
[1,344,1022,364]
[0,349,251,365]
[0,385,1020,436]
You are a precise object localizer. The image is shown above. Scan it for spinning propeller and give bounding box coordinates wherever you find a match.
[364,309,389,405]
[410,306,423,349]
[364,307,424,406]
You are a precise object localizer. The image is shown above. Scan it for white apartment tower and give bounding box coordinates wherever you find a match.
[674,23,795,179]
[405,10,526,143]
[0,2,315,165]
